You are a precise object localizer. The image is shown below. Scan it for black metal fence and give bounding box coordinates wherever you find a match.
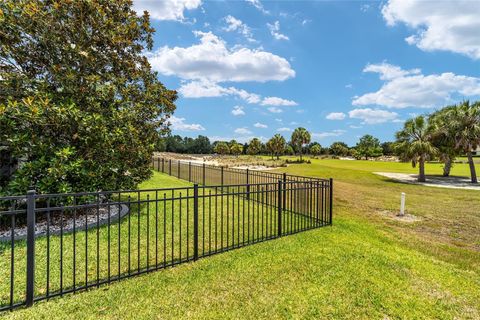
[0,164,332,312]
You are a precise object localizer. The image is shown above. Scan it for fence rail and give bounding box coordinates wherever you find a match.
[0,161,332,312]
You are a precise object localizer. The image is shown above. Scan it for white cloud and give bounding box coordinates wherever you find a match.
[277,127,292,132]
[133,0,201,21]
[261,96,298,106]
[245,0,270,14]
[382,0,480,59]
[169,116,205,131]
[312,130,346,139]
[148,31,295,82]
[348,108,399,124]
[234,127,253,135]
[363,62,420,80]
[254,122,268,128]
[353,63,480,108]
[267,21,289,41]
[223,15,255,42]
[231,106,245,116]
[267,107,283,113]
[326,112,346,120]
[179,80,261,104]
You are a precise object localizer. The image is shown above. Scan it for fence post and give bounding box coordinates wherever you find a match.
[202,163,206,186]
[189,162,192,182]
[246,169,250,200]
[221,166,224,187]
[169,159,171,176]
[162,158,165,172]
[329,178,333,225]
[277,180,282,237]
[177,160,180,178]
[282,173,287,213]
[193,184,199,261]
[157,158,160,172]
[26,190,36,307]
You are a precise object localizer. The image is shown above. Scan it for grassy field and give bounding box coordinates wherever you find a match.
[3,158,480,319]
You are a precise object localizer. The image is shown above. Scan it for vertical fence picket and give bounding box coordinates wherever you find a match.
[26,190,36,307]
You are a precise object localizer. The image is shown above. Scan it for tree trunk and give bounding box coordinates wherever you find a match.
[299,151,302,161]
[418,157,426,182]
[467,151,478,183]
[442,156,451,177]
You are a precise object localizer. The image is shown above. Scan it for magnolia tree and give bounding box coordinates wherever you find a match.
[0,0,177,194]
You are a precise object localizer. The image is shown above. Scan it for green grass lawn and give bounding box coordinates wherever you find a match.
[3,159,480,319]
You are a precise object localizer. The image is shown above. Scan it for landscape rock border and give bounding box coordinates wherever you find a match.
[0,203,129,242]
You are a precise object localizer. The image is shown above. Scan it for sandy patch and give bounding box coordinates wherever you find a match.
[378,210,422,223]
[374,172,480,191]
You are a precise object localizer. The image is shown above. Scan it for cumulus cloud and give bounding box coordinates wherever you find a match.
[363,62,420,80]
[353,63,480,108]
[382,0,480,59]
[148,31,295,83]
[231,106,245,116]
[223,15,255,42]
[133,0,201,21]
[169,116,205,131]
[261,96,298,106]
[234,127,253,135]
[254,122,268,128]
[348,108,399,124]
[267,21,289,41]
[326,112,346,120]
[277,127,291,132]
[178,80,261,104]
[312,130,346,139]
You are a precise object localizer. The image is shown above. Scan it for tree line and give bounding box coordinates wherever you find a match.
[156,129,395,161]
[158,100,480,184]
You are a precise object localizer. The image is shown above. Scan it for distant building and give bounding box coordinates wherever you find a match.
[473,147,480,156]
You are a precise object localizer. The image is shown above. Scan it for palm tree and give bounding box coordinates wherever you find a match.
[428,106,458,177]
[291,127,311,161]
[395,116,437,182]
[247,138,262,155]
[447,101,480,183]
[268,134,286,160]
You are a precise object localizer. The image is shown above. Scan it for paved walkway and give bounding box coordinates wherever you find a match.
[374,172,480,191]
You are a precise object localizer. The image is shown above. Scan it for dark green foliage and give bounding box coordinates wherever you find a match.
[247,138,262,155]
[355,135,383,160]
[380,142,396,156]
[329,142,349,156]
[0,0,177,194]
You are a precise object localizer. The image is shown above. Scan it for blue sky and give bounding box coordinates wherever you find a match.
[134,0,480,146]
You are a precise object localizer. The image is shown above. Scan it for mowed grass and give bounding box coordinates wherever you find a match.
[0,171,313,308]
[3,159,480,319]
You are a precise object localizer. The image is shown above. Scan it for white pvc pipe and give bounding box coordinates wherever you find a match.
[400,192,406,216]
